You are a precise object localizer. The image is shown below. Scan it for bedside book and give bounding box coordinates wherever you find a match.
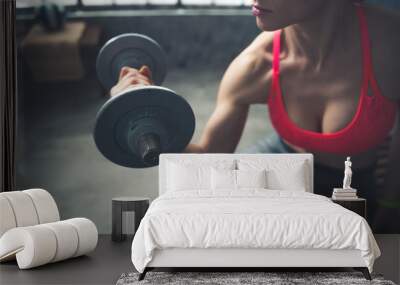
[333,188,357,193]
[333,192,358,196]
[332,195,359,200]
[332,188,358,200]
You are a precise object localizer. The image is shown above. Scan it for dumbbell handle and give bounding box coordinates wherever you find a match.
[136,133,161,166]
[126,117,168,167]
[95,33,194,168]
[96,33,167,90]
[120,65,153,83]
[112,50,155,86]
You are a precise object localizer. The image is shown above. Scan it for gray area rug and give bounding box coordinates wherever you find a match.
[116,272,396,285]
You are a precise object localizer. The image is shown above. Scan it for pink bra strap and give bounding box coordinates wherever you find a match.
[272,6,378,95]
[272,30,282,84]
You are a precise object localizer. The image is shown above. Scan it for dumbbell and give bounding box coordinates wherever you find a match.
[36,3,66,32]
[94,33,195,168]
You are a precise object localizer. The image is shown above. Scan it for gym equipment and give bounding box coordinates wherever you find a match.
[36,3,66,32]
[94,34,195,168]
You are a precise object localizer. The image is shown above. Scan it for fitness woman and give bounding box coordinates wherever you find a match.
[111,0,400,233]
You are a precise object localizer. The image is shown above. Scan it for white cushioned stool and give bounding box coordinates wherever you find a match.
[0,189,98,269]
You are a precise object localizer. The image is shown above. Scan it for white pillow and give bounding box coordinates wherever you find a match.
[167,162,210,191]
[238,159,308,192]
[211,168,267,190]
[236,169,267,189]
[166,160,236,191]
[211,168,236,190]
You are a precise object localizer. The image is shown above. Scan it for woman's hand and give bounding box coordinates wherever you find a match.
[110,65,154,97]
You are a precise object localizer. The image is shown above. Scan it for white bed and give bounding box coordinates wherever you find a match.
[131,154,380,280]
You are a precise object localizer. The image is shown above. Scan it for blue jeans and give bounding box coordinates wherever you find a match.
[243,132,297,154]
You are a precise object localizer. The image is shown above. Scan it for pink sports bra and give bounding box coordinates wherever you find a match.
[267,5,398,155]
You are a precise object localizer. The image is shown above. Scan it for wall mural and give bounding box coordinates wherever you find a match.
[14,0,399,234]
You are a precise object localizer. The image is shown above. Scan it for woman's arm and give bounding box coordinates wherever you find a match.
[185,100,249,153]
[184,50,272,153]
[184,55,251,153]
[111,57,260,154]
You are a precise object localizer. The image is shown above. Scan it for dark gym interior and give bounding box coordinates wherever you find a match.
[15,4,272,234]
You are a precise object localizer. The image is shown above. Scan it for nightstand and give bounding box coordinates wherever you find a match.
[112,197,150,242]
[331,198,367,219]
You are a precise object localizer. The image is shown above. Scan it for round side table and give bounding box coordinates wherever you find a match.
[112,197,150,242]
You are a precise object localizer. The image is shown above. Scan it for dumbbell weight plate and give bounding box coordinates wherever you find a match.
[94,86,195,168]
[96,33,167,90]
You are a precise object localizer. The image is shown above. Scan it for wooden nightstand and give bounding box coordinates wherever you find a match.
[331,198,367,219]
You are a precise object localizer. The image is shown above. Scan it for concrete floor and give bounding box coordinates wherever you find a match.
[16,66,273,234]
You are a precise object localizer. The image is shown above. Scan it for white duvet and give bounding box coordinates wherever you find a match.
[131,190,380,273]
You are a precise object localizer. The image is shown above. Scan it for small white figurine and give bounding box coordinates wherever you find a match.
[342,157,353,189]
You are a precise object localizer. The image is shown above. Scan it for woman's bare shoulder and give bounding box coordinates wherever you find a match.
[218,31,275,105]
[243,31,275,55]
[230,31,274,76]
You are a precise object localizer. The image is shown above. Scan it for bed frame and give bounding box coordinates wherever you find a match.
[139,154,371,281]
[142,248,371,280]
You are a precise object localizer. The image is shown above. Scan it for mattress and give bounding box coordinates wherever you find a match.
[131,190,380,273]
